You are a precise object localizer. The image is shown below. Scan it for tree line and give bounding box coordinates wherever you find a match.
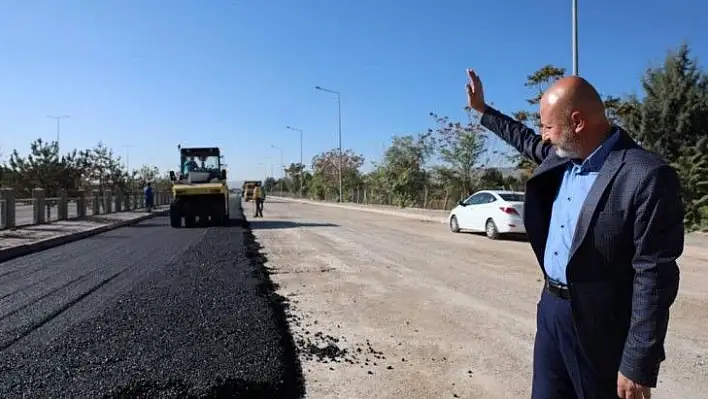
[0,139,170,198]
[2,44,706,231]
[267,44,708,231]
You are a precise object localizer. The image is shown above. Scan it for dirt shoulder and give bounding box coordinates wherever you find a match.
[272,196,708,248]
[249,200,707,399]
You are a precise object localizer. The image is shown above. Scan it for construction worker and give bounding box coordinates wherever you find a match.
[183,156,198,173]
[144,182,154,212]
[253,185,265,217]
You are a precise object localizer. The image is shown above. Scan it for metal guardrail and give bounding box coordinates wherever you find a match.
[0,189,171,230]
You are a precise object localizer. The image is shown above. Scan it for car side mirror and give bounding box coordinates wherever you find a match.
[458,200,466,206]
[221,169,227,180]
[169,171,176,181]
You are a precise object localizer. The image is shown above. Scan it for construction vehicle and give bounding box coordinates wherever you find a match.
[242,180,261,201]
[168,146,230,228]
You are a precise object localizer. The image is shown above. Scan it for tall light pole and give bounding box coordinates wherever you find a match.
[122,145,133,188]
[285,126,303,169]
[286,125,304,196]
[315,85,343,202]
[572,0,578,75]
[270,144,284,195]
[47,115,70,148]
[257,162,268,182]
[122,145,132,173]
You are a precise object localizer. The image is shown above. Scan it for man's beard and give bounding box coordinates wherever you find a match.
[553,125,582,159]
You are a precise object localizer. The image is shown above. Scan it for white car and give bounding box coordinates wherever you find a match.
[448,190,526,239]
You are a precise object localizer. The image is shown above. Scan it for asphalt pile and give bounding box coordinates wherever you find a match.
[0,216,304,398]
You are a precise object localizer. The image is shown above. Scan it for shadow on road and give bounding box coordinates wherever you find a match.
[248,220,339,230]
[123,221,165,229]
[87,234,132,240]
[466,232,529,242]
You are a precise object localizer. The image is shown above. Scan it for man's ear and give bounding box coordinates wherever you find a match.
[570,111,585,133]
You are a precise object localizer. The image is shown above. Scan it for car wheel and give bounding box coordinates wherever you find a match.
[485,218,499,240]
[450,215,460,233]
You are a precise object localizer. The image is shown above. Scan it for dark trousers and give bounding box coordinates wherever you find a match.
[254,198,264,217]
[532,289,619,399]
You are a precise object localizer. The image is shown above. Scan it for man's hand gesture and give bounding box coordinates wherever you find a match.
[617,372,651,399]
[466,69,487,113]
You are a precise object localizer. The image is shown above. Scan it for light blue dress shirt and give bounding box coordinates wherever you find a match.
[543,130,621,284]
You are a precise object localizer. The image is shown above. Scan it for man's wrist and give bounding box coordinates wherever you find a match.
[619,356,661,387]
[475,104,488,114]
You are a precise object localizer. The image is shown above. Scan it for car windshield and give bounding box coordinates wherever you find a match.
[499,193,525,202]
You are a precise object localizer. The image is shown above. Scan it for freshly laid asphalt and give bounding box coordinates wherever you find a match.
[0,199,304,398]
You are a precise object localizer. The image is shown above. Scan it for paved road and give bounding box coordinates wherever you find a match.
[0,199,303,398]
[250,199,708,399]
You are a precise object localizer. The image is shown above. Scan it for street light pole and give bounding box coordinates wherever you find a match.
[47,115,70,149]
[286,125,304,196]
[315,85,343,202]
[122,144,133,188]
[270,144,284,195]
[572,0,579,76]
[257,162,268,183]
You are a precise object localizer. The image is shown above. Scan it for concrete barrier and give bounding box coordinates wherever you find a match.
[1,188,172,230]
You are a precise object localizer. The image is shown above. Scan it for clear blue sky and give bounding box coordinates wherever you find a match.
[1,0,706,181]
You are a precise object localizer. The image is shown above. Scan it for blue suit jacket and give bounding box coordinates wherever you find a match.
[481,106,684,387]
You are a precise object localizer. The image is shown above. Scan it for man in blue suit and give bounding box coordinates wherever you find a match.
[466,69,684,399]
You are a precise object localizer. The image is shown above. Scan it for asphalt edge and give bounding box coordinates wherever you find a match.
[0,209,169,264]
[239,208,306,398]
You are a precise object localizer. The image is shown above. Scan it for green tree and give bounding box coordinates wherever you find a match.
[622,44,708,162]
[617,44,708,230]
[378,133,434,207]
[263,176,277,192]
[671,137,708,230]
[429,111,487,196]
[79,142,127,194]
[478,168,505,189]
[309,149,364,201]
[511,65,567,177]
[7,139,82,197]
[284,162,307,194]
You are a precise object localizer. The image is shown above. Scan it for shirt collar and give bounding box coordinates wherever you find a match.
[570,128,620,173]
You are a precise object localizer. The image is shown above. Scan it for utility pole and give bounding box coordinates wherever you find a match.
[315,85,343,202]
[572,0,579,75]
[271,144,284,196]
[122,145,133,188]
[47,115,70,149]
[286,125,304,196]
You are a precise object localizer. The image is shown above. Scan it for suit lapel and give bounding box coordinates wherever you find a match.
[530,152,569,180]
[524,152,569,270]
[568,134,631,260]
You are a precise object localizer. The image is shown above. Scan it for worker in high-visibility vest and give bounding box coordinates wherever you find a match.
[253,185,266,217]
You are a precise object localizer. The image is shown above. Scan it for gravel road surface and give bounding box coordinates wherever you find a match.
[0,200,303,398]
[249,199,708,399]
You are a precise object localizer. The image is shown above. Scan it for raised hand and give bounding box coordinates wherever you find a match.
[466,69,487,113]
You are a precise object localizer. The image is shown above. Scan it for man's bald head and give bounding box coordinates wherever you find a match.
[542,76,606,118]
[539,76,611,159]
